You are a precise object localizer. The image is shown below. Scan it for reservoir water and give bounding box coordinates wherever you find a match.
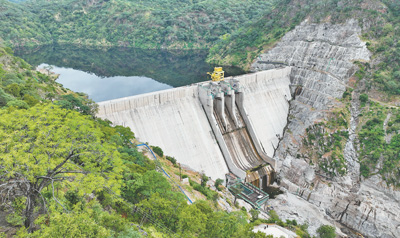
[16,45,245,102]
[38,64,172,102]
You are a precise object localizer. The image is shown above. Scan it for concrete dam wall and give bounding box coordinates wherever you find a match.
[97,67,292,185]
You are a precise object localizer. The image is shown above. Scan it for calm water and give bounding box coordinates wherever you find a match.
[16,45,245,102]
[39,64,172,102]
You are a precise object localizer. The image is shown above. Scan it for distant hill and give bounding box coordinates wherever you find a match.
[6,0,27,3]
[0,0,273,49]
[0,0,51,47]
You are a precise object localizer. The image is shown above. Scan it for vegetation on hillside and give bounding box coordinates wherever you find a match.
[357,99,400,187]
[361,0,400,95]
[0,0,50,48]
[301,107,350,177]
[1,0,272,49]
[0,42,95,112]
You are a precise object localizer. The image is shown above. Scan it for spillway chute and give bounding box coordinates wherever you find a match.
[199,78,277,191]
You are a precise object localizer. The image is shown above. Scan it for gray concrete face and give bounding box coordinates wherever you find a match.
[237,69,292,160]
[97,86,230,180]
[97,68,291,181]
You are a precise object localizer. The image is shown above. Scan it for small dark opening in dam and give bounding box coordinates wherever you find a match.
[264,186,283,199]
[15,44,246,102]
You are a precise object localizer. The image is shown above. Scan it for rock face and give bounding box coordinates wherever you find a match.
[252,19,400,237]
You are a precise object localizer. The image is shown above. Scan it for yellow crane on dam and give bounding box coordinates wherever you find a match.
[208,67,224,82]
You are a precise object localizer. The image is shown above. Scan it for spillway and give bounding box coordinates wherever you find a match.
[97,67,292,189]
[198,75,282,189]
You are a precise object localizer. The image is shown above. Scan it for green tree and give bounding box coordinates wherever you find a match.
[177,205,207,237]
[29,210,111,238]
[359,93,369,103]
[0,104,123,231]
[137,193,186,231]
[123,170,175,203]
[205,210,247,238]
[230,185,244,204]
[249,208,260,221]
[267,210,281,223]
[56,94,98,117]
[215,178,224,191]
[23,94,40,107]
[316,225,335,238]
[201,173,209,187]
[6,99,29,109]
[5,83,21,97]
[0,88,14,106]
[151,146,163,157]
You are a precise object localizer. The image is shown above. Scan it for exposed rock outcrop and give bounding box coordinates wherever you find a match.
[252,19,400,237]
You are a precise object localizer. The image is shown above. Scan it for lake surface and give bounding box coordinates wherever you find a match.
[39,64,172,102]
[16,45,245,102]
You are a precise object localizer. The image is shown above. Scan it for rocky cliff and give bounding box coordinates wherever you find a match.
[252,19,400,237]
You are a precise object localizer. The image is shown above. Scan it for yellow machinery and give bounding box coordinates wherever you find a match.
[207,67,224,82]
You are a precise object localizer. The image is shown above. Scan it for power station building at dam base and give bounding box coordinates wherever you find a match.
[97,67,292,193]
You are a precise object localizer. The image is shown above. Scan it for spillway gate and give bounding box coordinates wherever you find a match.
[199,79,276,191]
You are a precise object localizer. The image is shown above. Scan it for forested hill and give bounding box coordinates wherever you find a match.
[1,0,272,49]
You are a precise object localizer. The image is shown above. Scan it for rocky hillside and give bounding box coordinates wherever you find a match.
[249,1,400,237]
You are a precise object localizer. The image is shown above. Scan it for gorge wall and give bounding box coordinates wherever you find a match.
[252,19,400,237]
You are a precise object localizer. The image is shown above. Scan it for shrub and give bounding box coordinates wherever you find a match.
[23,94,39,107]
[166,156,176,165]
[267,210,280,223]
[215,178,224,191]
[6,100,29,109]
[316,225,335,238]
[151,146,163,157]
[0,88,14,106]
[6,213,24,226]
[190,179,218,201]
[249,209,260,221]
[6,83,21,97]
[201,174,209,187]
[359,93,369,103]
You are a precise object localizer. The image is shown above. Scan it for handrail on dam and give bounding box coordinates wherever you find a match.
[136,143,193,204]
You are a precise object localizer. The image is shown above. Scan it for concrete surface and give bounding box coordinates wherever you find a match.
[253,224,297,238]
[97,86,229,180]
[239,68,292,159]
[97,68,291,181]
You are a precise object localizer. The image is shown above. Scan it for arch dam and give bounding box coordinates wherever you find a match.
[97,67,291,191]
